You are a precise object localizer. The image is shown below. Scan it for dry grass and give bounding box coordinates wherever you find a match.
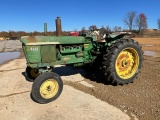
[134,38,160,44]
[133,38,160,52]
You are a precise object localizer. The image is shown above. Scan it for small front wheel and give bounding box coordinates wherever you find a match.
[31,72,63,104]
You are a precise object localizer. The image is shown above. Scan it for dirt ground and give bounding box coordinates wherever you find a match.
[134,38,160,52]
[0,38,160,120]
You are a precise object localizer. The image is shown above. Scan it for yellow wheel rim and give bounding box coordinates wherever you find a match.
[40,79,59,99]
[31,69,39,78]
[115,48,139,79]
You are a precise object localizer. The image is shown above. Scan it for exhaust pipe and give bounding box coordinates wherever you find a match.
[55,17,62,36]
[44,23,47,36]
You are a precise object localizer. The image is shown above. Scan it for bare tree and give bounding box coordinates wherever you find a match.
[113,26,118,32]
[135,13,147,31]
[113,26,122,32]
[123,11,136,31]
[99,26,106,35]
[33,31,39,36]
[81,27,86,32]
[16,31,26,39]
[105,25,111,32]
[9,31,16,38]
[0,31,9,37]
[158,18,160,29]
[117,27,122,32]
[89,25,98,31]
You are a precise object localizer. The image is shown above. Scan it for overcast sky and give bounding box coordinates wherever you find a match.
[0,0,159,32]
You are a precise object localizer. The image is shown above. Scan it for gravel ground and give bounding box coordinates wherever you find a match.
[63,55,160,120]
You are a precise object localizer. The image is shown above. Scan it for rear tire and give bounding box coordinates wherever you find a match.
[31,72,63,104]
[102,39,143,85]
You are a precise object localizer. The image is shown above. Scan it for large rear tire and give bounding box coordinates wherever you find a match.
[102,39,143,85]
[31,72,63,104]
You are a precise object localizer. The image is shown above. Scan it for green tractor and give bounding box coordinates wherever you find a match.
[21,17,143,104]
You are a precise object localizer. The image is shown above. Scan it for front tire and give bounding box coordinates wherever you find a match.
[102,39,143,85]
[31,72,63,104]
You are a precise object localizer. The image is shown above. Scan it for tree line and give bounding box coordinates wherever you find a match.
[0,31,69,39]
[0,11,160,39]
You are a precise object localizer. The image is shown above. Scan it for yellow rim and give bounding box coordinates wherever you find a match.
[31,69,39,78]
[115,48,139,79]
[40,79,59,99]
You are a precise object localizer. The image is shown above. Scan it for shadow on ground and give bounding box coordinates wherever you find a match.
[22,72,34,82]
[21,65,111,85]
[53,65,110,85]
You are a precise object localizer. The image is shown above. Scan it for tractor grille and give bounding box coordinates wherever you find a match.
[41,45,56,63]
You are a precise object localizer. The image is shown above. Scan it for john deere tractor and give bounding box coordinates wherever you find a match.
[21,17,143,104]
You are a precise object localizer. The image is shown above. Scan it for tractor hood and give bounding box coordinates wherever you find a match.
[20,36,87,45]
